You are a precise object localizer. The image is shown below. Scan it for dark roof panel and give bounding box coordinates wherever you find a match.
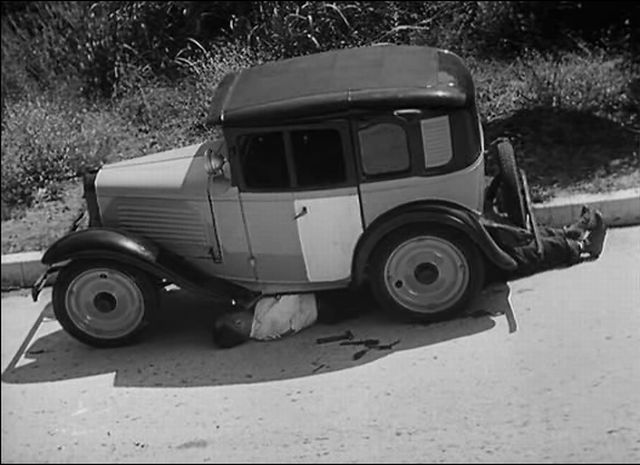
[208,45,474,126]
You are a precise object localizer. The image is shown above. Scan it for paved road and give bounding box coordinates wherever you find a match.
[2,226,639,463]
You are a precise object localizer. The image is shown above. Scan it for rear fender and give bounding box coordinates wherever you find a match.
[351,200,517,287]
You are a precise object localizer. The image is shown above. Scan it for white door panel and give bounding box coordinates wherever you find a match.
[294,192,363,282]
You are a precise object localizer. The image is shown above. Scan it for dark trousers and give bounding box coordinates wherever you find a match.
[506,227,582,279]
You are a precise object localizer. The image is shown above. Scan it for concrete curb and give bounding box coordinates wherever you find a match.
[2,188,639,291]
[532,187,640,229]
[1,251,49,291]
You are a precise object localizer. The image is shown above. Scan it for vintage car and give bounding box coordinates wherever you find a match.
[33,44,541,347]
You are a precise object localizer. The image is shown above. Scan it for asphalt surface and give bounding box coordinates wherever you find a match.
[2,226,639,463]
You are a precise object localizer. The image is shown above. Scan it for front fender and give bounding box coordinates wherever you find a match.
[42,228,159,266]
[351,200,518,287]
[39,228,253,303]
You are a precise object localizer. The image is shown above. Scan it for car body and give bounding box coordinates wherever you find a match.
[34,44,538,347]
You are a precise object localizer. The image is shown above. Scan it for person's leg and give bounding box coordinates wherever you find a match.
[507,234,582,278]
[539,206,597,240]
[507,209,606,279]
[562,205,599,239]
[538,226,566,238]
[580,210,607,258]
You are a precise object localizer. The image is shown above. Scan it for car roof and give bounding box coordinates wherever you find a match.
[207,45,475,127]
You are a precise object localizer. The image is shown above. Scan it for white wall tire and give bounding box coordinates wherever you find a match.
[370,225,485,322]
[52,260,158,347]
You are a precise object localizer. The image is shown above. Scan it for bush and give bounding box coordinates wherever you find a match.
[109,41,267,155]
[187,40,270,100]
[1,1,214,101]
[1,1,90,102]
[1,39,267,213]
[1,97,129,207]
[468,49,639,127]
[3,1,638,105]
[515,50,638,127]
[221,1,639,60]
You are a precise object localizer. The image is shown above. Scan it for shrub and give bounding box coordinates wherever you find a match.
[1,97,129,207]
[1,1,214,101]
[108,41,267,156]
[187,40,271,100]
[468,49,638,127]
[1,40,265,213]
[515,49,638,126]
[1,1,90,102]
[3,1,637,105]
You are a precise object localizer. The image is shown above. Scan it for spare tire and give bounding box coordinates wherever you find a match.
[496,140,527,228]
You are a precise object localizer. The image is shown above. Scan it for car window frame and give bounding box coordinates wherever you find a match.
[226,120,357,193]
[351,113,423,183]
[237,130,292,190]
[415,107,483,177]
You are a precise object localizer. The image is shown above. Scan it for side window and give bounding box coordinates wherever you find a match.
[420,116,453,169]
[358,122,410,176]
[239,132,290,189]
[291,129,346,187]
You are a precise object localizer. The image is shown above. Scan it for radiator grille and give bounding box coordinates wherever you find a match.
[114,199,221,261]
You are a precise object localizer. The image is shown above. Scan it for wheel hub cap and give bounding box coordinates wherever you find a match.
[65,268,145,339]
[384,236,470,314]
[93,292,118,314]
[414,262,439,285]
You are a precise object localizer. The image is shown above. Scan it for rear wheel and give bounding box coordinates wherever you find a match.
[370,225,485,322]
[52,260,158,347]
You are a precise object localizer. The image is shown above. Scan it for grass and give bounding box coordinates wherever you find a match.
[2,181,84,254]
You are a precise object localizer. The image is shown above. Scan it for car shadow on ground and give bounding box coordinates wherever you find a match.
[2,282,513,388]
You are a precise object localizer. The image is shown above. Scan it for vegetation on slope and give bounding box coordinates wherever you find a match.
[1,1,639,252]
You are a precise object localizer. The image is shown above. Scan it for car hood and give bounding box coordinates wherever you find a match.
[96,142,218,201]
[102,144,204,170]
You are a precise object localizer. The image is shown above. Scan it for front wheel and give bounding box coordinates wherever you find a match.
[52,260,158,347]
[370,226,485,322]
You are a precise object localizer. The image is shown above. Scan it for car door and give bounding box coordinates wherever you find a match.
[235,130,308,286]
[289,126,363,283]
[236,124,363,290]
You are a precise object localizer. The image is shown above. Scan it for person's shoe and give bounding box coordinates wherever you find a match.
[581,211,607,258]
[564,205,598,239]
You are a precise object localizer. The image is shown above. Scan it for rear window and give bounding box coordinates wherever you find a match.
[420,116,453,169]
[419,109,482,170]
[358,122,410,176]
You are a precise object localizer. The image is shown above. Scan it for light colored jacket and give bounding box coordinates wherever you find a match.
[250,294,318,340]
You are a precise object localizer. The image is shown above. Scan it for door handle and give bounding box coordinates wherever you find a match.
[294,206,308,220]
